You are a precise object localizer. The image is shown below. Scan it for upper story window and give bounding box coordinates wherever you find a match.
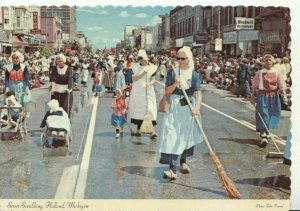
[16,16,20,27]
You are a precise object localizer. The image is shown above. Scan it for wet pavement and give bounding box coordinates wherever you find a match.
[0,77,291,199]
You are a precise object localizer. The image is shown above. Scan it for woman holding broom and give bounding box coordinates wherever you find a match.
[128,49,158,139]
[159,46,203,180]
[250,54,288,147]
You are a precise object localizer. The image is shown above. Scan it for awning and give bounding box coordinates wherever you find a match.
[0,43,12,47]
[13,35,28,47]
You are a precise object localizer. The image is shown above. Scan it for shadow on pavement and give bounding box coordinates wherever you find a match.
[95,132,115,137]
[120,165,165,182]
[219,138,262,147]
[169,181,227,197]
[120,165,227,197]
[235,175,291,191]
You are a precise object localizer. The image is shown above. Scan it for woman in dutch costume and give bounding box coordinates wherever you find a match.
[50,55,73,117]
[5,52,30,105]
[159,46,203,180]
[250,54,288,147]
[128,49,158,139]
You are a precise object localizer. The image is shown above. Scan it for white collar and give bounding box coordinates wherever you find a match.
[57,65,68,75]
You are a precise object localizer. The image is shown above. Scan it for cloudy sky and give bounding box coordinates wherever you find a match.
[77,6,174,49]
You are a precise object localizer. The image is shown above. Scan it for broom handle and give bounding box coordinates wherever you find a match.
[256,110,281,152]
[173,68,213,153]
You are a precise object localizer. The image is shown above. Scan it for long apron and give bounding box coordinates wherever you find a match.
[255,90,281,132]
[159,95,203,155]
[129,64,157,122]
[8,80,26,105]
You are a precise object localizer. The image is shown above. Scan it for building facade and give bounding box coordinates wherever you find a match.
[40,6,77,41]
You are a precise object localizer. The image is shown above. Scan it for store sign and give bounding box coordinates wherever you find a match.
[176,38,184,47]
[215,38,222,51]
[235,17,255,30]
[33,12,38,30]
[184,36,193,46]
[263,31,281,43]
[194,33,208,44]
[223,31,237,44]
[238,30,258,41]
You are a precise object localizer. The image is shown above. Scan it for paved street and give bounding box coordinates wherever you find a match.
[0,77,291,199]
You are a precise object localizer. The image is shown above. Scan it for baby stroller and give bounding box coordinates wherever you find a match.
[0,95,28,141]
[40,93,72,155]
[40,126,72,153]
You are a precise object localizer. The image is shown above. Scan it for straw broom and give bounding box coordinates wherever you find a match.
[175,70,241,199]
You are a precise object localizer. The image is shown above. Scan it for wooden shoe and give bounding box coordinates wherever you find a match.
[180,163,191,174]
[150,132,158,139]
[163,170,177,180]
[260,137,268,147]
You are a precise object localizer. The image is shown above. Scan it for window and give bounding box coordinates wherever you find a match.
[58,12,64,18]
[229,7,233,24]
[47,12,52,17]
[192,17,194,33]
[255,7,261,16]
[188,18,191,34]
[186,19,188,35]
[5,19,9,24]
[248,6,254,17]
[234,7,238,17]
[17,16,20,27]
[241,7,246,17]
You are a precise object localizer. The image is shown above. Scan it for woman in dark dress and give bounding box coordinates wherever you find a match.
[50,56,73,117]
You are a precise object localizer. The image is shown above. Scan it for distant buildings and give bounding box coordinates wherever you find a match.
[118,6,290,57]
[0,5,84,55]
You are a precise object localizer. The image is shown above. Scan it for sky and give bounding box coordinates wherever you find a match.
[76,6,174,49]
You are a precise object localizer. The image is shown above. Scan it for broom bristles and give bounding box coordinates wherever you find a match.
[210,151,241,199]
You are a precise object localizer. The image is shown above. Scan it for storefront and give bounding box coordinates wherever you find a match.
[238,30,259,56]
[0,43,12,55]
[12,33,29,51]
[0,29,12,55]
[223,31,237,56]
[261,31,282,56]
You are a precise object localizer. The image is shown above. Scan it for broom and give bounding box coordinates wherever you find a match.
[175,70,240,199]
[256,111,284,159]
[139,73,155,135]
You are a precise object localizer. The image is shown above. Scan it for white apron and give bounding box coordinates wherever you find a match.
[129,63,157,121]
